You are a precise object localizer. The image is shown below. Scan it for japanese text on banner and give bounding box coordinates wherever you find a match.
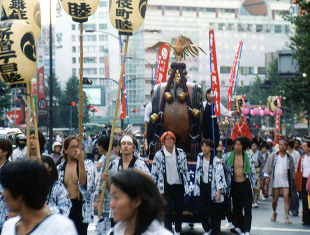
[227,40,243,111]
[155,44,170,85]
[209,30,221,117]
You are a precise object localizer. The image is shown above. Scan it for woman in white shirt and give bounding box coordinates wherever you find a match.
[107,170,172,235]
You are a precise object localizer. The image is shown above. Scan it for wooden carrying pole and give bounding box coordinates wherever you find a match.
[77,22,84,201]
[26,85,31,157]
[27,82,41,161]
[98,35,130,218]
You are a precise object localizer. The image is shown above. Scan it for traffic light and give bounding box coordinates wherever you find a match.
[83,77,93,85]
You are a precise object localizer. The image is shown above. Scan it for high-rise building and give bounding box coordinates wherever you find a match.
[144,0,294,102]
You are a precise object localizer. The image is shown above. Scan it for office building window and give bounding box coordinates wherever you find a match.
[258,67,265,75]
[221,80,225,86]
[72,46,76,53]
[240,67,254,75]
[275,25,282,33]
[99,12,107,19]
[100,68,105,75]
[72,24,75,30]
[83,68,97,75]
[228,23,234,31]
[84,57,96,64]
[72,58,76,64]
[218,23,225,31]
[99,24,107,30]
[99,1,107,7]
[256,24,263,33]
[84,24,96,31]
[220,66,231,74]
[238,24,245,32]
[72,35,76,41]
[99,46,108,53]
[72,68,76,76]
[100,57,105,63]
[285,25,290,34]
[99,35,108,41]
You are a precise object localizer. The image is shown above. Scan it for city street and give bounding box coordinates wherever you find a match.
[88,198,310,235]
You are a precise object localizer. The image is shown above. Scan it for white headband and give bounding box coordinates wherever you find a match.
[121,135,133,144]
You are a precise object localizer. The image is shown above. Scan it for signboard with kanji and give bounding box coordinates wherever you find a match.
[2,0,41,41]
[110,0,147,35]
[155,44,170,85]
[60,0,99,22]
[0,20,36,86]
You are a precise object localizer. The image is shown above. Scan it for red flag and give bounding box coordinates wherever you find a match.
[209,30,221,117]
[155,44,170,85]
[227,41,243,111]
[120,92,127,119]
[274,97,281,144]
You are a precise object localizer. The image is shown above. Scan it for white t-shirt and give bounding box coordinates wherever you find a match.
[164,147,181,185]
[303,155,310,178]
[11,147,27,161]
[202,158,210,184]
[144,102,152,122]
[273,155,289,188]
[109,219,172,235]
[1,214,77,235]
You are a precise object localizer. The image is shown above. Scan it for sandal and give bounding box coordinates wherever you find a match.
[270,212,277,222]
[285,216,292,224]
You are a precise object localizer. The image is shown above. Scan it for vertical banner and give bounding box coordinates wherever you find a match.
[36,66,45,101]
[119,37,128,121]
[209,30,221,117]
[227,40,243,111]
[274,96,281,144]
[155,44,170,85]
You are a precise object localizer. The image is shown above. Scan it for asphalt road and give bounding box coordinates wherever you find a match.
[88,197,310,235]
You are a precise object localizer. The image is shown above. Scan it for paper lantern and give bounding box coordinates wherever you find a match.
[250,109,255,116]
[242,107,249,115]
[264,108,270,115]
[2,0,41,41]
[259,110,265,117]
[110,0,148,35]
[277,108,283,116]
[253,108,259,115]
[270,112,275,117]
[0,20,36,86]
[60,0,100,22]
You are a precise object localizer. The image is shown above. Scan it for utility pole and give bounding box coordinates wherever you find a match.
[48,0,54,153]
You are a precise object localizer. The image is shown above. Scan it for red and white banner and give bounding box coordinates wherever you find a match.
[209,30,221,117]
[104,56,110,78]
[155,44,170,85]
[274,96,281,144]
[36,66,45,101]
[119,37,128,120]
[7,109,22,125]
[227,40,243,111]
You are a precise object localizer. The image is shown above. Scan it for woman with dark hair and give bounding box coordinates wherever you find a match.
[42,156,72,216]
[107,170,172,235]
[194,139,227,235]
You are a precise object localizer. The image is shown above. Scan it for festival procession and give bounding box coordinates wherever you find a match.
[0,0,310,234]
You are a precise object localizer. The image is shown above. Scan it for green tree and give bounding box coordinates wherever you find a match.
[285,2,310,127]
[0,80,12,119]
[58,76,90,129]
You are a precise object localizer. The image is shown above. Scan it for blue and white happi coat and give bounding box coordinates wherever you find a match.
[108,156,151,176]
[193,153,227,202]
[57,159,96,223]
[46,180,72,216]
[0,183,8,230]
[224,151,257,197]
[151,148,190,195]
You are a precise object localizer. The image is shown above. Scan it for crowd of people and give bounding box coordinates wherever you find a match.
[0,128,309,235]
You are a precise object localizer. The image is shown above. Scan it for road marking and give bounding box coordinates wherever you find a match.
[250,227,310,233]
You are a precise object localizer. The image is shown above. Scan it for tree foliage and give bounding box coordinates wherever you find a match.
[0,80,12,118]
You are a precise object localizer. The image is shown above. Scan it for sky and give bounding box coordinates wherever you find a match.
[40,0,58,25]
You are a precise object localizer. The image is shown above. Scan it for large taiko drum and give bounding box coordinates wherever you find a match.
[150,63,202,159]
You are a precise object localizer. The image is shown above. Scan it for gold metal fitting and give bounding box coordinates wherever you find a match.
[150,113,159,123]
[177,91,187,103]
[164,92,174,103]
[191,108,201,118]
